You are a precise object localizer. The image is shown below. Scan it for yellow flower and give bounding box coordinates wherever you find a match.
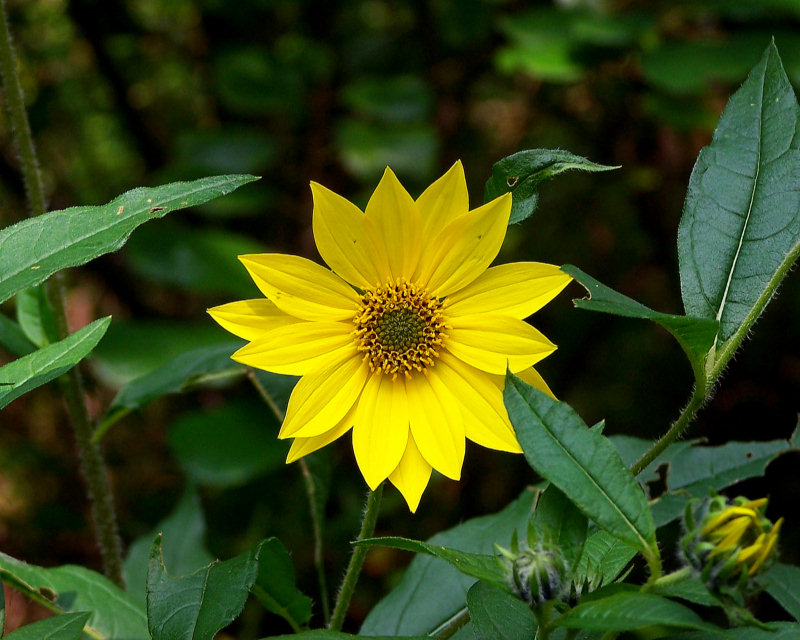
[208,162,571,511]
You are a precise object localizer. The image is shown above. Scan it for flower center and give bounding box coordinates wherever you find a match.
[353,280,447,378]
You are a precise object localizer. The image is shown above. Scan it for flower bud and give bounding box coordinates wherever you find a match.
[497,537,568,606]
[681,494,783,593]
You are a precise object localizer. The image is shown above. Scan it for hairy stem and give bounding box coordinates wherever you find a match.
[329,486,384,632]
[0,0,124,587]
[247,370,330,622]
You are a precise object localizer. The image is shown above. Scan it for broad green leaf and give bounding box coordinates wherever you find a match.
[0,313,35,357]
[15,286,52,347]
[504,373,657,565]
[0,175,257,306]
[146,535,262,640]
[3,611,90,640]
[0,317,110,410]
[484,150,618,224]
[263,633,429,640]
[168,401,287,487]
[672,622,800,639]
[531,484,588,573]
[573,530,636,592]
[96,341,245,441]
[761,563,800,622]
[555,592,721,633]
[360,490,535,637]
[355,537,508,591]
[678,42,800,347]
[251,538,312,631]
[124,488,214,605]
[561,265,719,387]
[652,576,718,607]
[466,581,535,640]
[0,552,148,639]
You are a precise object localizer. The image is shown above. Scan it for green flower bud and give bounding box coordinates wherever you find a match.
[681,494,783,593]
[497,538,568,606]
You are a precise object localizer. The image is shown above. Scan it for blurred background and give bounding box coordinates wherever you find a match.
[1,0,800,635]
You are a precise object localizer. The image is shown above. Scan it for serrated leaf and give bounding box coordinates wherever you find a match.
[0,313,35,357]
[531,484,588,573]
[96,341,245,441]
[0,317,111,410]
[3,611,90,640]
[484,149,618,224]
[466,581,535,640]
[146,535,262,640]
[0,552,148,639]
[651,576,718,607]
[504,373,657,565]
[573,530,636,592]
[555,592,721,633]
[356,537,508,591]
[124,487,214,605]
[0,174,258,305]
[251,538,312,631]
[678,42,800,347]
[360,491,535,637]
[562,265,718,387]
[761,563,800,622]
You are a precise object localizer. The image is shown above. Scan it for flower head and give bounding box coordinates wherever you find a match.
[208,162,571,510]
[681,494,783,591]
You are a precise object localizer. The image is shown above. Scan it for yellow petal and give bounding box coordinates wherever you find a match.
[702,506,757,535]
[352,373,410,489]
[389,432,432,513]
[445,262,572,319]
[286,403,357,463]
[446,314,556,374]
[207,299,301,341]
[279,353,369,438]
[240,254,360,322]
[515,366,556,398]
[232,321,355,375]
[436,353,521,453]
[365,167,420,279]
[416,193,512,296]
[311,182,389,288]
[415,160,469,245]
[405,371,464,480]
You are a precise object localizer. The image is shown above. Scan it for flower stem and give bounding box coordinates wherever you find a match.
[247,370,330,623]
[329,485,384,632]
[0,0,124,587]
[644,566,693,592]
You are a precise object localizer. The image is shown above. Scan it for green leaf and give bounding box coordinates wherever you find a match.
[3,612,90,640]
[573,530,636,592]
[484,149,618,224]
[561,265,719,387]
[0,552,148,639]
[263,632,430,640]
[555,592,721,633]
[466,581,535,640]
[0,174,258,305]
[168,401,287,487]
[652,576,719,607]
[0,317,111,411]
[146,535,262,640]
[678,42,800,347]
[672,622,800,639]
[124,487,214,605]
[531,484,588,573]
[0,313,35,357]
[15,286,53,348]
[356,537,508,591]
[504,372,657,565]
[1,574,5,636]
[360,490,535,637]
[761,563,800,622]
[96,341,245,441]
[251,538,312,631]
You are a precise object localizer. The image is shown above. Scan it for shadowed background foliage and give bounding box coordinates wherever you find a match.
[1,0,799,635]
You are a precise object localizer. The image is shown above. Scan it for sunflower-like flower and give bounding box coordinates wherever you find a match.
[208,162,571,510]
